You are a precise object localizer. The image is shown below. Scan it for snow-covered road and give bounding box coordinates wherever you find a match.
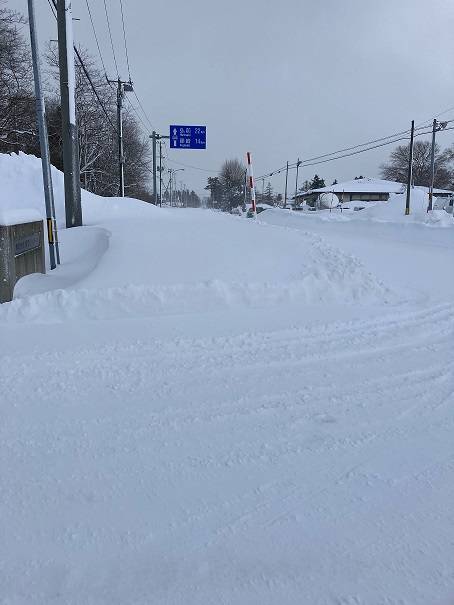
[2,299,453,604]
[1,159,454,604]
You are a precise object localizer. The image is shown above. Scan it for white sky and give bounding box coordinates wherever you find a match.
[10,0,454,197]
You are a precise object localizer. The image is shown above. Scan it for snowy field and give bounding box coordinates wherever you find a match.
[1,154,454,604]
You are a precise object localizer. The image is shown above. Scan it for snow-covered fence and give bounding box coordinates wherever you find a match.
[0,215,45,303]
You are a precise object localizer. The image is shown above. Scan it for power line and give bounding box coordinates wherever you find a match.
[124,94,153,135]
[48,0,117,133]
[119,0,132,81]
[299,124,454,170]
[46,0,56,18]
[416,105,454,128]
[103,0,119,77]
[132,90,156,132]
[74,46,117,132]
[296,126,423,165]
[300,134,413,168]
[84,0,108,77]
[166,157,218,173]
[256,121,454,180]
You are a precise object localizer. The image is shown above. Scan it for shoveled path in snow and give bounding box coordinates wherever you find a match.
[1,301,453,604]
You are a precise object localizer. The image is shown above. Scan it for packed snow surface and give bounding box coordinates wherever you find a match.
[1,154,454,604]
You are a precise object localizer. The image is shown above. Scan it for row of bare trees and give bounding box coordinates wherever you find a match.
[0,1,152,200]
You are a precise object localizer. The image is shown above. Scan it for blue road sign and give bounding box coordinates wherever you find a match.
[170,125,206,149]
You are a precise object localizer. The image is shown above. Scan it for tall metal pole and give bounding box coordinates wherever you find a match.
[294,158,301,207]
[169,170,173,207]
[284,160,289,208]
[151,131,157,205]
[28,0,60,268]
[57,0,82,227]
[159,141,162,207]
[427,118,437,212]
[117,80,125,197]
[405,120,415,216]
[108,78,132,197]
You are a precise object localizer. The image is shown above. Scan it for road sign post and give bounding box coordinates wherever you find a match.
[170,125,206,149]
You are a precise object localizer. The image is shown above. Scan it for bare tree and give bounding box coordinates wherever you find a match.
[219,158,245,211]
[0,2,37,154]
[46,45,152,199]
[380,140,453,189]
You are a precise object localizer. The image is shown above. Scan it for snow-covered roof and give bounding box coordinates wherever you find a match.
[298,177,453,196]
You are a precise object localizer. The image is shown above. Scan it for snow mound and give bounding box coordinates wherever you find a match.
[0,207,42,226]
[361,191,454,226]
[0,151,155,229]
[0,227,390,323]
[0,153,392,323]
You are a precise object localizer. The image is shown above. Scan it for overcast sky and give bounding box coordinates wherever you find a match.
[11,0,454,197]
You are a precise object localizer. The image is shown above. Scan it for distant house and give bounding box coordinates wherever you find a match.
[294,177,453,208]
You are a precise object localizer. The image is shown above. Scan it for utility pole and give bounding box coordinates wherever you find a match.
[168,169,173,206]
[151,131,157,205]
[284,161,289,208]
[294,158,302,207]
[159,141,162,207]
[28,0,60,268]
[57,0,82,227]
[427,119,437,212]
[405,120,415,216]
[150,132,169,205]
[107,78,133,197]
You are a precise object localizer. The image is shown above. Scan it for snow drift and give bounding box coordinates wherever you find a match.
[0,152,391,323]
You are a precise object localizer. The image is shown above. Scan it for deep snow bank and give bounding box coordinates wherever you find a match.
[0,211,392,323]
[0,153,392,323]
[292,189,454,227]
[361,190,453,226]
[0,151,154,229]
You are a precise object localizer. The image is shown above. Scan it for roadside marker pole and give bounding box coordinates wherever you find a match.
[246,152,257,217]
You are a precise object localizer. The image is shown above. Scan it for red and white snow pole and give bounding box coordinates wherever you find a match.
[246,152,257,216]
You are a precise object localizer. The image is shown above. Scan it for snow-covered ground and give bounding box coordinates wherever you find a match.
[1,154,454,604]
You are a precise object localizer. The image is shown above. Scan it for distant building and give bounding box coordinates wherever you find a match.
[294,177,453,208]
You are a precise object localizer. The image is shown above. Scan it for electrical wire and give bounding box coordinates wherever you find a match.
[132,91,156,132]
[48,0,117,133]
[300,125,454,169]
[165,157,218,173]
[46,0,56,18]
[257,123,454,180]
[84,0,108,77]
[119,0,132,81]
[295,125,430,166]
[124,94,153,135]
[103,0,119,77]
[74,46,117,132]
